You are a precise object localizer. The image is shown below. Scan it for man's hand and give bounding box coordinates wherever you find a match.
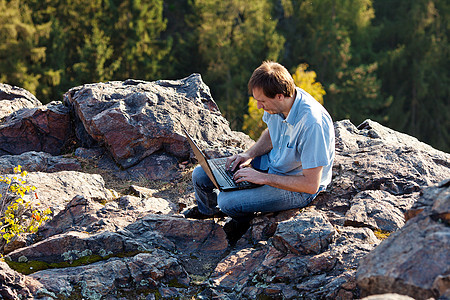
[225,152,253,171]
[234,166,324,194]
[226,128,272,172]
[233,166,267,185]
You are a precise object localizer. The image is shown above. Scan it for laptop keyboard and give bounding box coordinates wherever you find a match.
[210,158,251,187]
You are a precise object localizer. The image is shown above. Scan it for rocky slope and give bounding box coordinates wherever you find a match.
[0,78,448,299]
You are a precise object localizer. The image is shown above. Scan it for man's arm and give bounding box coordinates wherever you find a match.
[234,165,323,194]
[226,128,273,171]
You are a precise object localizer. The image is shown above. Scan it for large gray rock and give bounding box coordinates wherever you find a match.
[64,74,254,169]
[315,119,449,227]
[29,251,190,299]
[0,151,81,174]
[0,79,449,300]
[356,180,450,299]
[23,171,115,214]
[0,83,42,120]
[0,102,74,156]
[209,208,379,299]
[5,215,228,298]
[0,261,44,299]
[344,190,406,232]
[272,209,335,255]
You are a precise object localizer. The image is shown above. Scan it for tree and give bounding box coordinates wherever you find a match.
[191,0,285,129]
[276,0,386,126]
[24,0,171,102]
[0,0,48,95]
[373,0,449,151]
[73,24,121,83]
[109,0,171,80]
[292,63,326,105]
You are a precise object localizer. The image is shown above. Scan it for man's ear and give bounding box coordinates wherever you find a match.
[276,94,284,101]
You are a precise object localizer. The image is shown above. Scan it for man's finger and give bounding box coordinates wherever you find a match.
[240,160,250,168]
[226,156,236,169]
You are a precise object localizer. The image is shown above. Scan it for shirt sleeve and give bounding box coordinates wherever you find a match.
[298,123,332,169]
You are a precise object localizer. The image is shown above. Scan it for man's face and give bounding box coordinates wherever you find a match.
[252,87,281,115]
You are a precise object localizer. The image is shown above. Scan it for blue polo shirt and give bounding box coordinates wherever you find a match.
[262,87,335,187]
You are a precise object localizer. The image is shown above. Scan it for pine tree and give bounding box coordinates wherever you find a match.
[0,0,48,95]
[110,0,171,80]
[373,0,449,151]
[24,0,171,102]
[73,24,121,83]
[276,0,386,126]
[191,0,285,129]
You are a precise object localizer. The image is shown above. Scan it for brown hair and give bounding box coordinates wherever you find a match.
[248,61,295,98]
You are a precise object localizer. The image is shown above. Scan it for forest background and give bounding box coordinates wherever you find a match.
[0,0,448,152]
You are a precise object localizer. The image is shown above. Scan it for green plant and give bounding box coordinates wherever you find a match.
[373,229,391,240]
[0,165,52,244]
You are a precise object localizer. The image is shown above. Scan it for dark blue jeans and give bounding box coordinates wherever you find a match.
[192,156,322,221]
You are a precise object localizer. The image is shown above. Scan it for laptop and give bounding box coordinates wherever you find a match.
[183,129,261,192]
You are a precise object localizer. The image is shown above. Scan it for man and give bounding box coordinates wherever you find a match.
[185,61,335,236]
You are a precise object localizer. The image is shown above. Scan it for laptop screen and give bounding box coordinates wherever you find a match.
[183,129,220,189]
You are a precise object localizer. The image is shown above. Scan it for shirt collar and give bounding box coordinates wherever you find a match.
[283,87,302,125]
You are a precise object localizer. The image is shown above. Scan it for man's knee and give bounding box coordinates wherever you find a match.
[217,194,240,216]
[192,166,208,185]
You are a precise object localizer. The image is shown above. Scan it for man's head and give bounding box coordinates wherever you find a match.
[248,61,296,116]
[248,61,295,99]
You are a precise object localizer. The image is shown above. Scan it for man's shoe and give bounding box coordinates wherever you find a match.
[182,206,226,219]
[223,219,251,245]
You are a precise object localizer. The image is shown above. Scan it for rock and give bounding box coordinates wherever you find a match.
[24,171,115,214]
[360,294,415,300]
[210,208,377,299]
[271,208,335,255]
[73,146,105,159]
[7,213,228,277]
[315,119,449,228]
[0,79,449,300]
[118,195,177,214]
[37,191,178,241]
[2,234,28,255]
[0,101,74,156]
[0,151,81,173]
[0,83,41,120]
[37,195,108,239]
[63,74,254,169]
[127,185,159,198]
[328,225,379,270]
[126,215,228,275]
[344,190,406,232]
[118,152,180,181]
[356,181,450,299]
[0,260,44,299]
[29,251,189,299]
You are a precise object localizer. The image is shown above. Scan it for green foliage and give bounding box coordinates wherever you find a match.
[192,0,284,128]
[24,0,171,101]
[73,23,121,83]
[110,0,171,80]
[0,0,49,95]
[0,0,448,151]
[276,0,388,127]
[373,229,391,240]
[373,0,449,152]
[0,166,52,245]
[242,97,266,140]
